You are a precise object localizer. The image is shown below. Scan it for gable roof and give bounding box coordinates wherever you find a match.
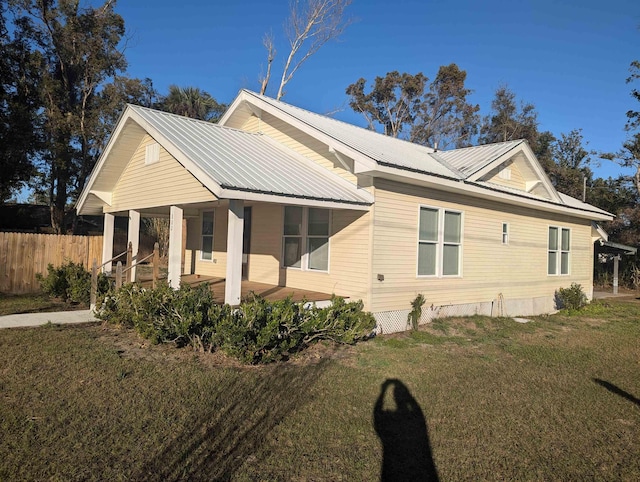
[77,105,373,215]
[220,90,611,221]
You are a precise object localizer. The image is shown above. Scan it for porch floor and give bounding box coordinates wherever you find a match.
[179,274,336,304]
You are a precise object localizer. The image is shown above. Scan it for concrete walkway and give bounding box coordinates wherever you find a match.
[0,310,98,329]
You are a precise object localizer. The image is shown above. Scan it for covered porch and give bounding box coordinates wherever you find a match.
[178,275,337,304]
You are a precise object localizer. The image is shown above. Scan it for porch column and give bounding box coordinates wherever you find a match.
[613,254,620,295]
[225,199,244,305]
[127,210,140,282]
[102,213,114,274]
[168,205,183,289]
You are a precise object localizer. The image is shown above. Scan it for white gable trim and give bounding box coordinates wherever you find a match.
[466,141,561,203]
[220,91,378,174]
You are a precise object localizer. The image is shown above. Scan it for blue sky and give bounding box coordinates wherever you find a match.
[115,0,639,180]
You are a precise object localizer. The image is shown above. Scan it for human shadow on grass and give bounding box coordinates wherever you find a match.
[593,378,640,407]
[374,378,439,482]
[133,359,331,481]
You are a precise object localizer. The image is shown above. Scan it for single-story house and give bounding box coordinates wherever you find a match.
[76,89,613,333]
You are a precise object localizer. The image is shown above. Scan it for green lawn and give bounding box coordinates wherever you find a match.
[1,299,639,480]
[0,292,87,316]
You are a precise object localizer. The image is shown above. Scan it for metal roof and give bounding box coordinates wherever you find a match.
[241,90,461,179]
[130,105,372,205]
[436,140,524,175]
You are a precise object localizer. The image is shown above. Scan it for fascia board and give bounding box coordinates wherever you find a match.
[126,108,224,199]
[369,164,612,222]
[217,90,249,126]
[76,105,133,213]
[236,91,378,173]
[464,141,523,181]
[218,188,371,211]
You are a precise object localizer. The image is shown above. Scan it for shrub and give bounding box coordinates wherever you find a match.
[555,283,588,311]
[97,285,376,364]
[36,260,109,304]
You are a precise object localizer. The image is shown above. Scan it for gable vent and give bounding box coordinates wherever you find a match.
[145,142,160,165]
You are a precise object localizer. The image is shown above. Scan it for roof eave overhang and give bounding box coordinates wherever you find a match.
[365,165,613,222]
[220,90,379,173]
[76,105,134,215]
[219,187,371,210]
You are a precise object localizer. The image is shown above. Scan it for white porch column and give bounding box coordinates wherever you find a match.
[168,205,183,289]
[225,199,244,305]
[127,210,140,282]
[102,213,115,274]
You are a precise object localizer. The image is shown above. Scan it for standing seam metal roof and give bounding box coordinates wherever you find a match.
[130,105,371,205]
[241,90,462,179]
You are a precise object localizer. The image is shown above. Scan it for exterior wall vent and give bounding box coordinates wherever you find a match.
[145,142,160,165]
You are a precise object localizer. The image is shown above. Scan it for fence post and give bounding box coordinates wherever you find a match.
[153,242,159,289]
[116,261,123,289]
[90,258,97,312]
[126,241,132,283]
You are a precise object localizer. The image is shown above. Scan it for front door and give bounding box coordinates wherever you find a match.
[242,207,252,279]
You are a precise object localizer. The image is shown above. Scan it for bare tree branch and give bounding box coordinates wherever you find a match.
[259,31,276,95]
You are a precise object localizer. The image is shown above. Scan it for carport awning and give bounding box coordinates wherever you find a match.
[599,241,637,256]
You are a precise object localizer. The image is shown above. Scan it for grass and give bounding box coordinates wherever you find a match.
[0,292,88,316]
[1,299,639,480]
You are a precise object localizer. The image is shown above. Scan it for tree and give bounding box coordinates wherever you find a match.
[259,0,353,100]
[345,66,480,148]
[478,85,538,146]
[11,0,132,232]
[159,85,226,122]
[346,71,427,138]
[0,4,41,202]
[548,129,594,200]
[410,64,480,149]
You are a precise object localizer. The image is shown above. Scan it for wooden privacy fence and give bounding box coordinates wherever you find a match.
[0,232,103,294]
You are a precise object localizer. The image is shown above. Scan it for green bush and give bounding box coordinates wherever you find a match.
[97,285,376,364]
[555,283,588,311]
[36,260,109,304]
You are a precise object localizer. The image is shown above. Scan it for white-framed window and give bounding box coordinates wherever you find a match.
[282,206,330,272]
[502,223,509,245]
[201,211,214,261]
[418,206,462,277]
[548,226,570,275]
[145,142,160,165]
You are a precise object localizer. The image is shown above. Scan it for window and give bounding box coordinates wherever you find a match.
[145,142,159,165]
[283,206,330,271]
[418,207,462,276]
[548,226,570,275]
[502,223,509,245]
[201,211,214,260]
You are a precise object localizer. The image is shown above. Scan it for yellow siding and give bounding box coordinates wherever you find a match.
[190,204,372,308]
[192,206,227,278]
[241,113,359,185]
[284,209,371,307]
[371,179,594,313]
[110,135,215,212]
[486,161,526,190]
[247,204,281,286]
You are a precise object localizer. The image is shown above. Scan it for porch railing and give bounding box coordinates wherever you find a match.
[90,242,161,310]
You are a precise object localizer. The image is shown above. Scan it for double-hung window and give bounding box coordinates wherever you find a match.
[418,206,462,277]
[201,211,214,261]
[283,206,330,271]
[548,226,570,275]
